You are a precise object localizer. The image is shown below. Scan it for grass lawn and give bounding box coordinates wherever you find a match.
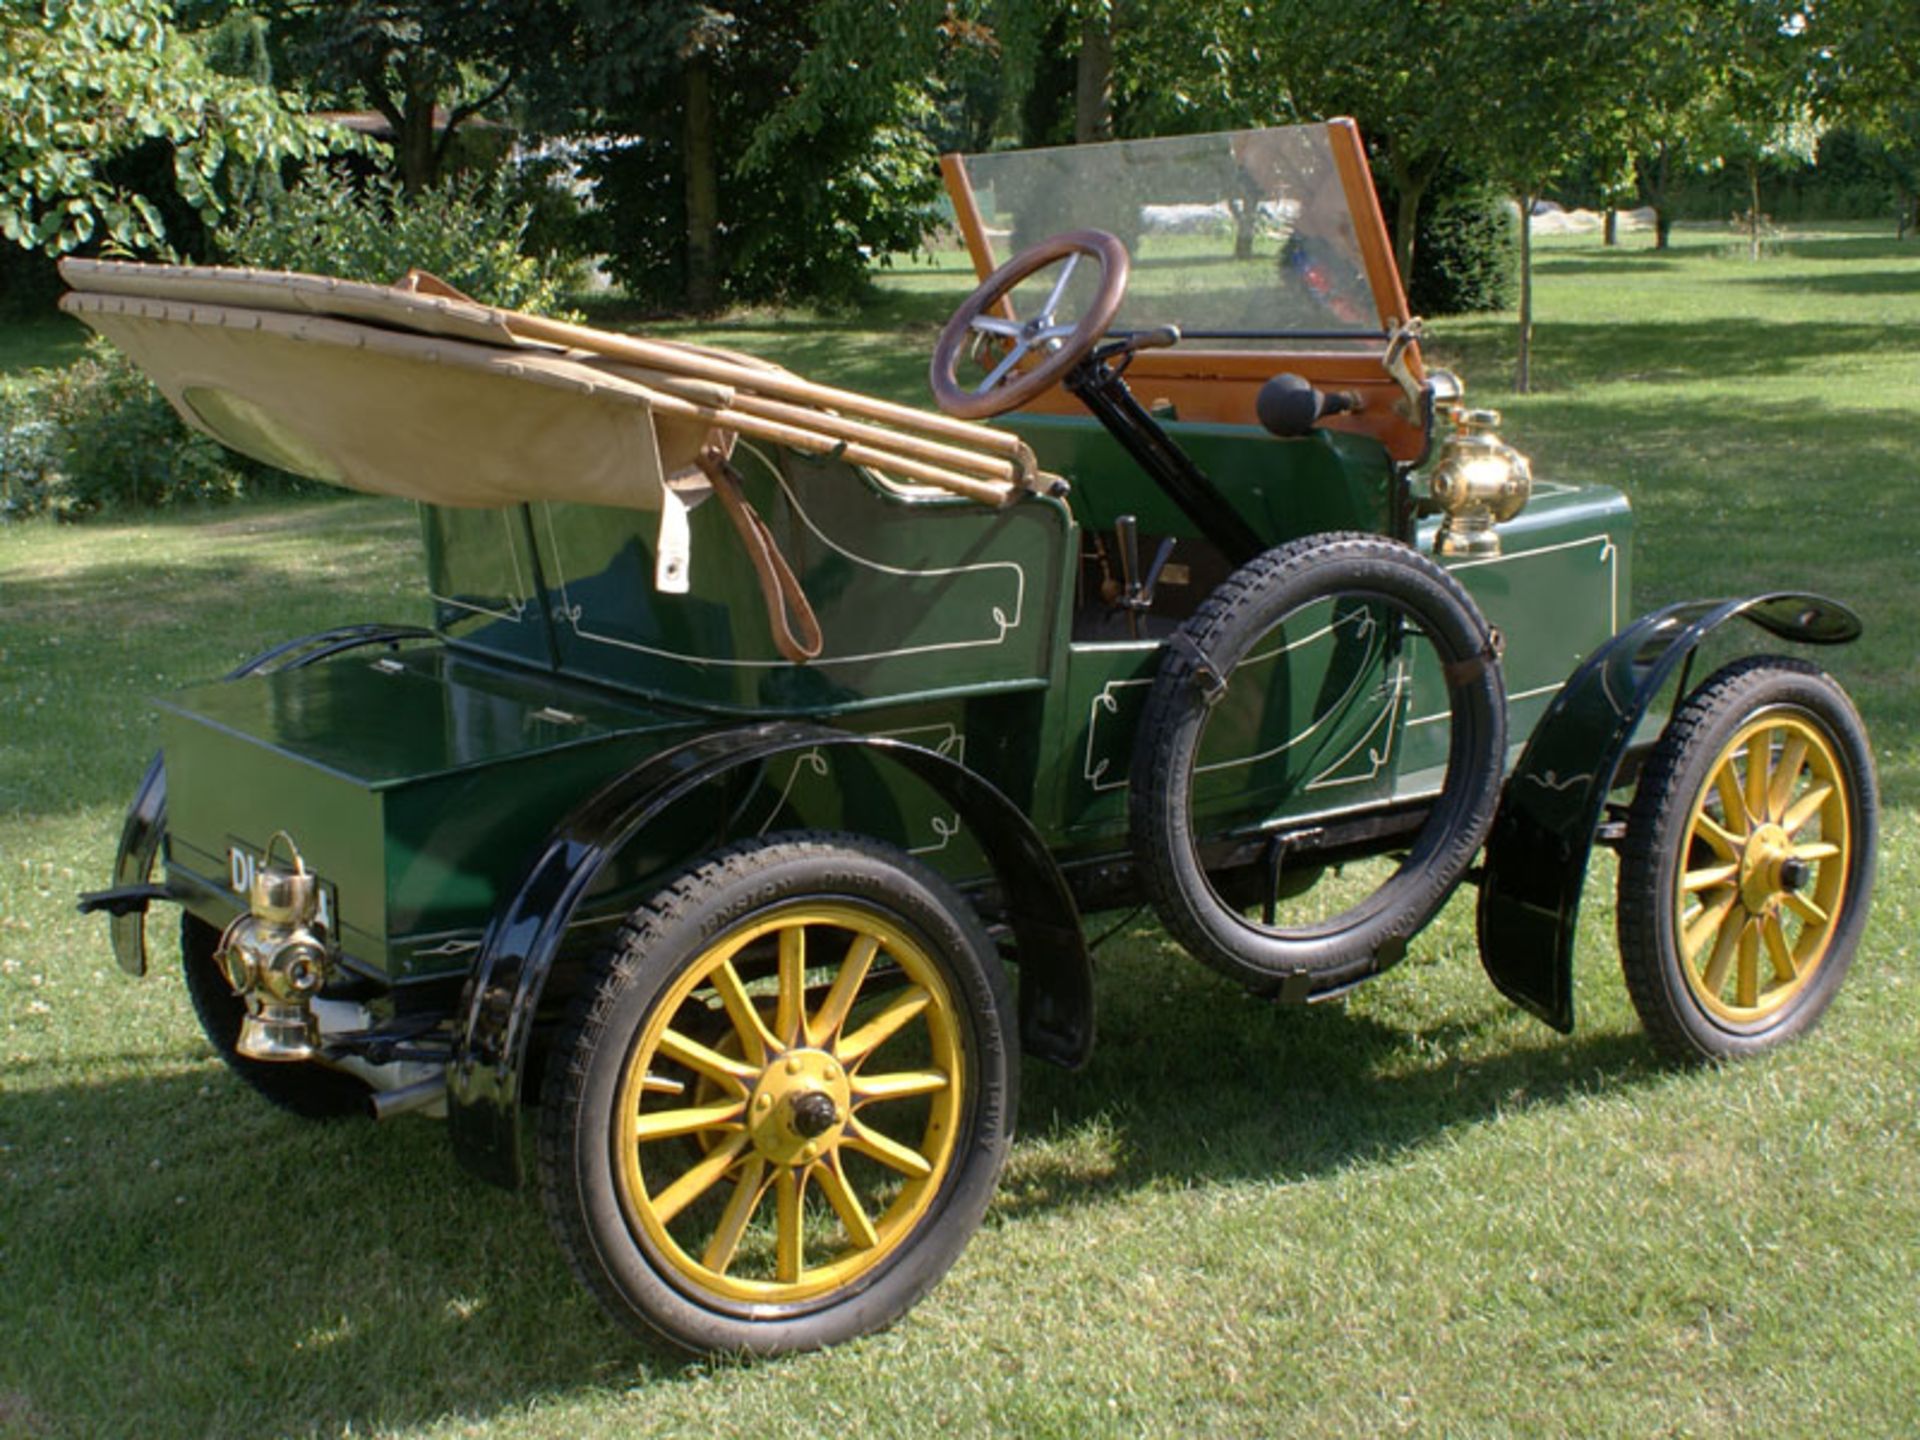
[3,223,1919,1438]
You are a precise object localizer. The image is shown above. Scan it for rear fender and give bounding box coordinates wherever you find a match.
[448,721,1093,1189]
[1476,593,1861,1032]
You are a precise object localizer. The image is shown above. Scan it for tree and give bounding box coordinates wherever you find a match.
[1459,0,1638,391]
[1,0,345,258]
[1813,0,1920,235]
[555,0,968,312]
[272,0,559,193]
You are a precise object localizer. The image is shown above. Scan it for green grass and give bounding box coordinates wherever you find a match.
[0,314,86,376]
[5,223,1920,1438]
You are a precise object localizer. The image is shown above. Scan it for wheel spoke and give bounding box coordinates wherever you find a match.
[1784,890,1830,927]
[1791,840,1841,862]
[1039,251,1080,323]
[1714,764,1751,836]
[652,1130,752,1224]
[974,339,1032,394]
[1761,911,1798,985]
[1681,862,1739,893]
[775,925,806,1049]
[641,1073,687,1096]
[845,1117,933,1180]
[814,1151,880,1250]
[774,1166,804,1284]
[1743,731,1772,826]
[657,1027,757,1091]
[700,1156,769,1275]
[808,933,879,1047]
[1782,783,1834,836]
[1699,915,1742,996]
[1695,813,1744,858]
[710,959,779,1065]
[1767,734,1808,819]
[1682,890,1740,964]
[1735,923,1760,1008]
[837,985,931,1066]
[968,315,1021,339]
[853,1068,950,1104]
[632,1097,745,1143]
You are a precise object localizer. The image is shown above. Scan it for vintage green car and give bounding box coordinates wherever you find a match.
[71,120,1876,1355]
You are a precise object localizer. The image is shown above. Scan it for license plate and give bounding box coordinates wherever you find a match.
[227,844,338,933]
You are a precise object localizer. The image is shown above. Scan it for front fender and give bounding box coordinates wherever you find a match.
[448,721,1093,1189]
[1476,593,1860,1032]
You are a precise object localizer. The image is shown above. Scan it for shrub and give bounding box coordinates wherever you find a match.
[219,166,580,315]
[1406,178,1518,318]
[29,338,254,516]
[0,375,60,520]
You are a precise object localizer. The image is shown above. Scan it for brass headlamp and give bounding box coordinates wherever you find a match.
[216,832,335,1062]
[1428,406,1533,556]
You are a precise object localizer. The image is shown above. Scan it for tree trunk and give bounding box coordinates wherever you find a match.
[1514,190,1534,395]
[394,81,438,195]
[1747,158,1762,262]
[1384,149,1437,285]
[1603,208,1617,246]
[683,57,719,313]
[1232,198,1257,261]
[1644,146,1673,251]
[1074,8,1113,144]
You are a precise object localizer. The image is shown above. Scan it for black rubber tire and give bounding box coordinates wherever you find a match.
[1617,656,1877,1063]
[536,832,1016,1356]
[180,914,370,1119]
[1130,533,1506,995]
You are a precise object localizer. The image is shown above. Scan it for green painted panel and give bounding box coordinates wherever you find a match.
[420,503,555,669]
[998,413,1392,542]
[1037,479,1631,853]
[526,444,1070,714]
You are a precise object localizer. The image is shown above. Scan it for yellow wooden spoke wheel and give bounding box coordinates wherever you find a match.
[538,834,1015,1355]
[1618,658,1876,1063]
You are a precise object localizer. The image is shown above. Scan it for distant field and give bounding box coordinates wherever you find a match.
[3,222,1918,1439]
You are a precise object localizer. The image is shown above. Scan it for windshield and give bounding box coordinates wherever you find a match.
[952,125,1387,348]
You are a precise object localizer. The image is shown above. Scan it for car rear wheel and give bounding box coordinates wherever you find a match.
[537,832,1015,1355]
[1617,656,1876,1062]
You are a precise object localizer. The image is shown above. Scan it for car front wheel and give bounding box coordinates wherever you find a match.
[1617,656,1876,1062]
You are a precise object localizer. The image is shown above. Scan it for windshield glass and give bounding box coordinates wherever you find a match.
[953,125,1386,347]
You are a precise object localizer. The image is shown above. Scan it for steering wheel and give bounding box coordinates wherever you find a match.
[930,229,1131,419]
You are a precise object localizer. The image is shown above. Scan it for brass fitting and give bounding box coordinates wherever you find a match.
[216,832,335,1062]
[1429,406,1533,556]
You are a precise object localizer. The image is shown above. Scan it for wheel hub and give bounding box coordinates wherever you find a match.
[1739,822,1793,913]
[746,1048,851,1166]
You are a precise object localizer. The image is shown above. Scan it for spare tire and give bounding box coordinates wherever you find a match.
[1129,533,1506,996]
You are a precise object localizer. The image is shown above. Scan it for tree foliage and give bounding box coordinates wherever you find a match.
[0,0,345,258]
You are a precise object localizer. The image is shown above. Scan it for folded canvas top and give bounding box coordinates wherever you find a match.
[58,259,1044,615]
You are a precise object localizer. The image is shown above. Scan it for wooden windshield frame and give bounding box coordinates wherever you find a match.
[939,119,1430,463]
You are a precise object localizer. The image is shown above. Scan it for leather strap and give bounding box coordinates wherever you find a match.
[696,446,824,664]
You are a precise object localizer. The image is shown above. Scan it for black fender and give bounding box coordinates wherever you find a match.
[79,623,434,976]
[447,720,1094,1189]
[1476,592,1861,1032]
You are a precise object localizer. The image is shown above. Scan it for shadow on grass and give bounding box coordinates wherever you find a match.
[1726,267,1920,297]
[0,954,1667,1439]
[999,943,1659,1220]
[1533,253,1686,276]
[1434,316,1920,393]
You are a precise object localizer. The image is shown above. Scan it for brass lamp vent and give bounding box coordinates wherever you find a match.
[1429,406,1533,556]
